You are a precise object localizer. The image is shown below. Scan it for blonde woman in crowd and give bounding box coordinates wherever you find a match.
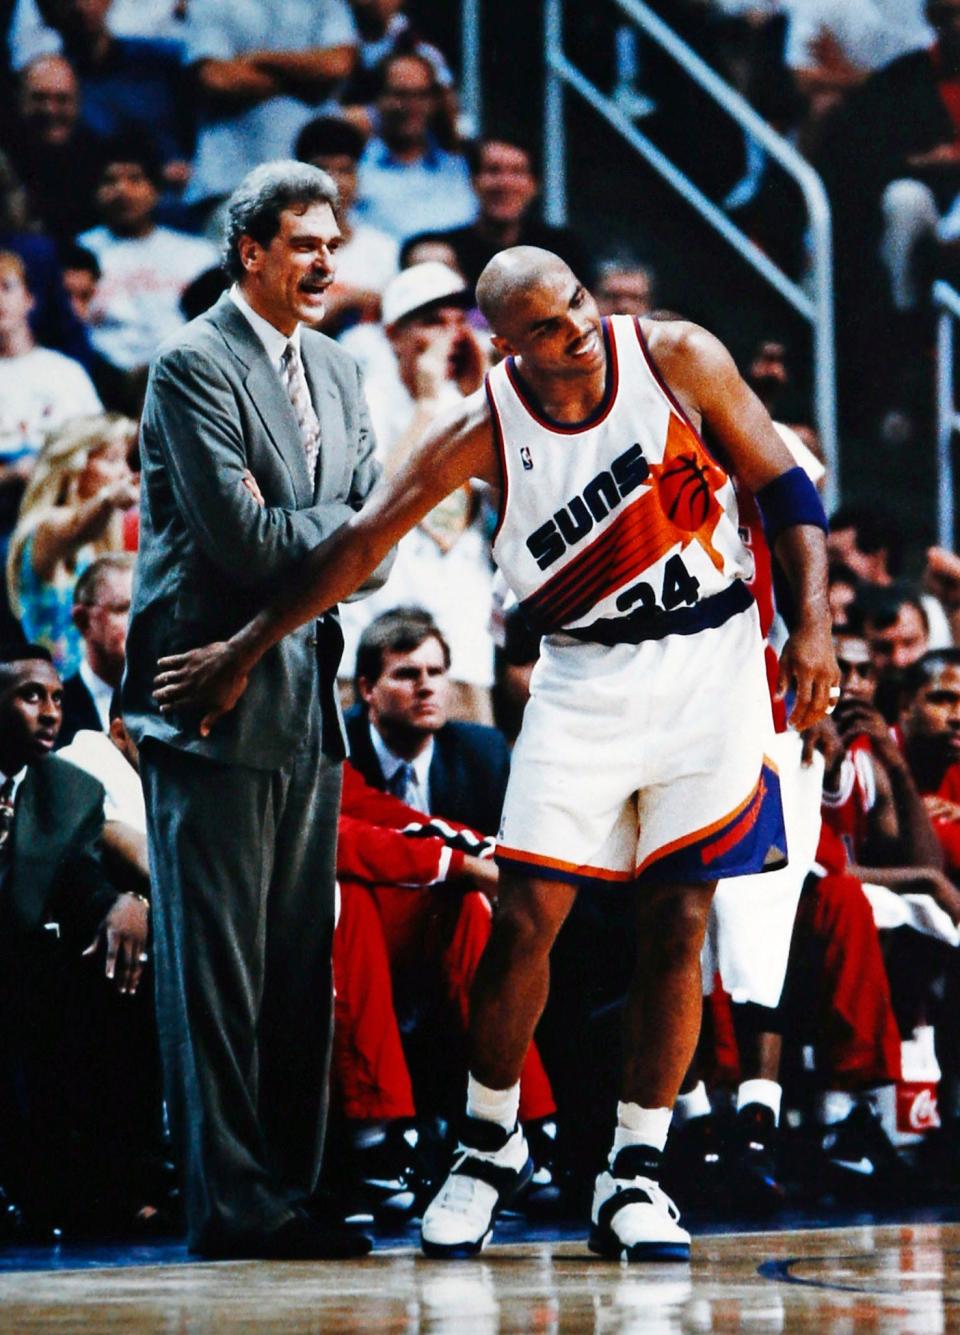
[6,413,138,673]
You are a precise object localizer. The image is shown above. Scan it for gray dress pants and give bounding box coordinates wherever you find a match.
[140,722,341,1249]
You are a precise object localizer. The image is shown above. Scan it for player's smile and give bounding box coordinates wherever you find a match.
[567,325,602,365]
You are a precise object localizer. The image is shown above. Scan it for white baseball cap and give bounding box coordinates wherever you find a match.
[381,261,469,328]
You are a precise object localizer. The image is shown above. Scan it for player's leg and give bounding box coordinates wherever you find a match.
[622,879,717,1106]
[421,871,576,1257]
[590,879,716,1262]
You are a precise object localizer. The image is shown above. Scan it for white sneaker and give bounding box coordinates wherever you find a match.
[589,1147,691,1262]
[420,1118,532,1258]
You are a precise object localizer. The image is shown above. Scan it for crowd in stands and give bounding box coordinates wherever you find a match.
[5,0,960,1243]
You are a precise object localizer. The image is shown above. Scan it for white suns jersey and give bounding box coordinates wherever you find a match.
[487,315,754,635]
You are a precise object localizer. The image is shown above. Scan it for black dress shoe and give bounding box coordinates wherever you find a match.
[195,1214,373,1260]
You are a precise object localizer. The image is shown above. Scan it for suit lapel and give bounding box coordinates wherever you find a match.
[207,295,313,506]
[428,739,450,818]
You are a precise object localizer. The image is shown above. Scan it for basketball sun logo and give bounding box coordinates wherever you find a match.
[649,414,728,573]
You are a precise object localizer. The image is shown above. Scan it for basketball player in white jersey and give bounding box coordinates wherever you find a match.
[153,247,838,1261]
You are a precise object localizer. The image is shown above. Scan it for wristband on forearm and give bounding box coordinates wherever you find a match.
[755,466,828,546]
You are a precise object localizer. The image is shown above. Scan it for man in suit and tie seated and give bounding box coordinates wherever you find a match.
[0,643,156,1234]
[123,160,393,1259]
[347,607,511,836]
[57,554,134,749]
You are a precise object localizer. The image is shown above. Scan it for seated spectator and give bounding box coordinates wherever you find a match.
[0,152,92,366]
[856,582,932,682]
[59,244,99,327]
[56,552,132,748]
[828,561,863,630]
[828,503,901,583]
[2,55,105,243]
[822,629,949,883]
[295,115,399,335]
[830,504,952,647]
[410,136,590,292]
[338,267,496,717]
[0,644,161,1235]
[342,0,457,136]
[77,136,218,386]
[593,257,655,317]
[901,649,960,866]
[181,0,357,214]
[28,0,192,182]
[0,251,102,640]
[332,760,555,1216]
[354,52,477,243]
[346,609,510,835]
[6,413,138,676]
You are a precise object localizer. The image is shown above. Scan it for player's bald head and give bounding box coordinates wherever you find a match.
[476,246,573,334]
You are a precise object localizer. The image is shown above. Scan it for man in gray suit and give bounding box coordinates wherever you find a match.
[123,160,392,1259]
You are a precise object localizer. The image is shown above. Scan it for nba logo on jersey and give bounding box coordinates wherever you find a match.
[520,446,533,471]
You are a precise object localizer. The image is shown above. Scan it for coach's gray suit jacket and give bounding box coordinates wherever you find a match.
[124,291,390,765]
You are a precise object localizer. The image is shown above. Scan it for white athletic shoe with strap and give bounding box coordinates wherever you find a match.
[589,1146,691,1262]
[420,1117,533,1259]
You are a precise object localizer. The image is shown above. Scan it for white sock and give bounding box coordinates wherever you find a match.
[673,1080,712,1125]
[818,1090,855,1126]
[466,1075,520,1132]
[611,1102,672,1158]
[737,1078,782,1126]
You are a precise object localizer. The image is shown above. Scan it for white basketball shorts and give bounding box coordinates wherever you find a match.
[496,596,786,887]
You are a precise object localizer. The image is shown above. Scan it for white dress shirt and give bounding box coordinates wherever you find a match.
[79,657,115,733]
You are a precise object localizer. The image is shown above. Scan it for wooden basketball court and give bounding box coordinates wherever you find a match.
[2,1218,959,1332]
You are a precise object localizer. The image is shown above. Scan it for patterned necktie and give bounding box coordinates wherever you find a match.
[0,777,15,857]
[388,762,422,811]
[280,341,321,480]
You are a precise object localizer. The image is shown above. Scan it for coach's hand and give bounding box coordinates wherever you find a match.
[153,642,250,736]
[777,616,839,732]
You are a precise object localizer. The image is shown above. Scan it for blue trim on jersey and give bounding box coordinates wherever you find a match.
[566,579,753,646]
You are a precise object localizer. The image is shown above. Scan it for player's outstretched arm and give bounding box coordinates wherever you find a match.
[153,392,496,734]
[647,320,838,732]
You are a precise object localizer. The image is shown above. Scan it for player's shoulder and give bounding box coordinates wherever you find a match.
[640,315,723,361]
[640,316,738,390]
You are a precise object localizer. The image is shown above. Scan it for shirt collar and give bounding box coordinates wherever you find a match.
[79,657,114,732]
[230,284,302,371]
[368,720,434,790]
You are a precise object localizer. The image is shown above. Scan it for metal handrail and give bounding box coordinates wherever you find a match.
[459,0,482,137]
[543,0,838,510]
[934,280,960,550]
